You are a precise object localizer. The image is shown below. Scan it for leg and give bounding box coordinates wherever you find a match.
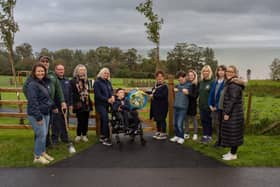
[185,115,190,134]
[98,107,110,138]
[81,111,90,136]
[51,112,62,144]
[191,115,199,134]
[76,112,83,136]
[231,146,238,154]
[200,110,212,137]
[46,113,52,147]
[60,112,70,143]
[176,109,187,139]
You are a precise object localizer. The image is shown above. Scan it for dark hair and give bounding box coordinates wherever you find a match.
[155,70,165,77]
[215,65,227,78]
[176,71,186,78]
[38,55,50,61]
[115,88,124,94]
[31,63,47,79]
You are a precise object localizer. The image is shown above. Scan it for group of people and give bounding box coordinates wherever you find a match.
[25,55,245,164]
[150,65,245,161]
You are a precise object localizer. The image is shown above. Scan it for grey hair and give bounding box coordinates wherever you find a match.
[73,64,88,79]
[96,67,110,79]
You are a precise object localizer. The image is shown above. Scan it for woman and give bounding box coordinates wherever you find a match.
[184,69,199,141]
[199,65,214,144]
[71,64,93,143]
[94,67,114,146]
[26,63,55,164]
[221,65,245,161]
[170,71,191,144]
[150,70,168,140]
[208,65,227,147]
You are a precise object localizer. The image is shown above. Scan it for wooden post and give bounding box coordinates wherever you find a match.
[0,91,2,108]
[16,91,24,125]
[168,75,174,136]
[245,92,252,127]
[95,111,101,137]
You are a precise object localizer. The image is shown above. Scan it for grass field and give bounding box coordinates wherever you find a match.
[0,129,96,167]
[185,135,280,167]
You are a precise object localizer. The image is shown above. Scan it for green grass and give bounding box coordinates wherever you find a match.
[185,135,280,167]
[0,129,96,167]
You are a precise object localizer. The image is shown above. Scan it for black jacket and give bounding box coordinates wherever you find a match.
[187,83,199,116]
[149,83,168,121]
[221,78,245,147]
[112,97,130,112]
[54,76,72,108]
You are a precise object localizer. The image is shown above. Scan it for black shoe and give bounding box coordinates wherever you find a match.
[214,141,221,148]
[102,138,112,146]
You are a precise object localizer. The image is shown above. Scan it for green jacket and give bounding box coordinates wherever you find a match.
[198,79,213,111]
[23,70,65,106]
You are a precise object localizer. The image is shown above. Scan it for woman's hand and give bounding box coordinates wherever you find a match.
[210,106,216,112]
[224,115,230,121]
[37,120,43,125]
[182,88,189,95]
[174,88,179,92]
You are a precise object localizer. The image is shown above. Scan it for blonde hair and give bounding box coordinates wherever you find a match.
[188,69,198,85]
[97,67,110,79]
[228,65,239,76]
[73,64,88,80]
[200,65,213,80]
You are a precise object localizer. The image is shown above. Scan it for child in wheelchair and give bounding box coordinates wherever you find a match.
[112,88,140,135]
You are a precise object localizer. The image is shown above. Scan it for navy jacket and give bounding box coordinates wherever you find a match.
[93,77,114,108]
[26,77,54,121]
[112,97,130,112]
[54,76,72,108]
[149,83,168,121]
[208,79,225,110]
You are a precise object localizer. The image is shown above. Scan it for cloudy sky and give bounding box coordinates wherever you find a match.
[14,0,280,51]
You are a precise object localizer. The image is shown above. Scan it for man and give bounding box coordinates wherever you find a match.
[52,64,72,144]
[24,56,67,147]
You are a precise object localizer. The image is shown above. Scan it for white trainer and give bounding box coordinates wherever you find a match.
[75,136,81,142]
[82,136,89,142]
[222,152,231,158]
[33,156,50,165]
[192,134,198,140]
[42,152,54,161]
[222,153,238,161]
[177,138,185,145]
[184,134,190,139]
[170,136,179,142]
[152,132,160,139]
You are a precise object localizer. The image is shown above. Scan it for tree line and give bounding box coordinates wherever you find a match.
[0,42,219,78]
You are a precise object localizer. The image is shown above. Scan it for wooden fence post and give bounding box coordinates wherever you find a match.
[0,91,2,108]
[168,75,174,136]
[246,92,252,127]
[95,111,101,137]
[16,91,24,125]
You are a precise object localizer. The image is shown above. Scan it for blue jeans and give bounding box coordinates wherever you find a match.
[173,108,187,138]
[200,110,212,137]
[28,115,50,157]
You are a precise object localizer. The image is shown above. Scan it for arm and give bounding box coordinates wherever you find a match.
[153,85,168,100]
[26,83,43,121]
[93,81,110,102]
[223,84,242,116]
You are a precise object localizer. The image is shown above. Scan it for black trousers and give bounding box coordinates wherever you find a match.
[51,111,69,143]
[76,111,90,136]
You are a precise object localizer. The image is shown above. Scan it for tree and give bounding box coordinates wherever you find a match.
[136,0,163,71]
[270,58,280,80]
[16,42,33,59]
[167,43,218,76]
[246,69,251,81]
[0,0,19,83]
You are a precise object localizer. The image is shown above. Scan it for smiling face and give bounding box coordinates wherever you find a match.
[178,76,186,84]
[226,67,236,79]
[35,66,45,80]
[188,71,195,82]
[217,68,226,79]
[39,58,49,71]
[78,66,87,79]
[202,68,210,79]
[101,70,110,80]
[55,64,65,78]
[116,89,125,99]
[156,73,164,84]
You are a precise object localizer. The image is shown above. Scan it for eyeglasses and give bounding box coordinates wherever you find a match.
[226,71,234,73]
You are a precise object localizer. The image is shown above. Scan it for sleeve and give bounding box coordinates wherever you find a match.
[112,101,120,112]
[68,81,73,106]
[208,82,216,107]
[223,84,242,115]
[93,81,109,102]
[26,83,43,121]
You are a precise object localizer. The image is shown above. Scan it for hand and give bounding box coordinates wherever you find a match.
[52,108,59,113]
[182,88,189,95]
[210,106,216,112]
[61,102,67,111]
[37,120,43,125]
[174,88,179,92]
[224,115,230,121]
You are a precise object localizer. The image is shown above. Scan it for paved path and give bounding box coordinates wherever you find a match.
[0,134,279,187]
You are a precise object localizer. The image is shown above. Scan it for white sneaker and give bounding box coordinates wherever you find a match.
[152,132,160,139]
[192,134,198,140]
[82,136,89,142]
[75,136,81,142]
[33,156,50,165]
[222,153,237,161]
[177,138,185,144]
[156,133,168,140]
[184,134,190,139]
[170,136,179,142]
[42,152,54,161]
[222,152,231,158]
[68,143,76,154]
